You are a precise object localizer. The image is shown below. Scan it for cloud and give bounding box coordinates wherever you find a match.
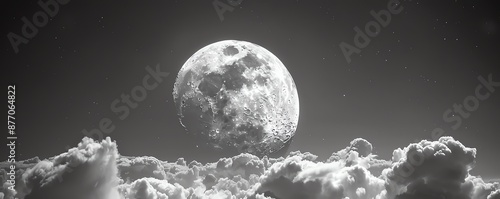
[488,190,500,199]
[384,137,487,199]
[13,137,120,199]
[118,177,191,199]
[1,136,498,199]
[256,149,386,199]
[0,181,16,199]
[117,156,167,182]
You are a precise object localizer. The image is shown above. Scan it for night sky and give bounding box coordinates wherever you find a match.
[2,0,499,180]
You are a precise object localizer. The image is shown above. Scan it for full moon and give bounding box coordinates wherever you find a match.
[173,40,299,156]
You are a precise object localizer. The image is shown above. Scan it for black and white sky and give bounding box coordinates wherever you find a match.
[2,0,500,182]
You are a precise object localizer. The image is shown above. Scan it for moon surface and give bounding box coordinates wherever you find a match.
[173,40,299,156]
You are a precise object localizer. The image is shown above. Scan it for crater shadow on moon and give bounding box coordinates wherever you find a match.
[173,40,299,157]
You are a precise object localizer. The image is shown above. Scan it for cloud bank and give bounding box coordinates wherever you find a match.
[1,136,498,199]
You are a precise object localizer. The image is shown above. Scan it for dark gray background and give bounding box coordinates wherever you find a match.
[2,0,499,179]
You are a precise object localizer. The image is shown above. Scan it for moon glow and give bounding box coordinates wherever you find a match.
[173,40,299,156]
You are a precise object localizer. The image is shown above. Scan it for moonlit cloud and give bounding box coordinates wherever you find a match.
[8,137,120,199]
[1,136,498,199]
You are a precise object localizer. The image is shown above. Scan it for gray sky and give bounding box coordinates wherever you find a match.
[2,0,499,179]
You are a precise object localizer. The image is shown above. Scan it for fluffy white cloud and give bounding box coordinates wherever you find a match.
[488,190,500,199]
[118,156,167,182]
[118,177,191,199]
[11,137,120,199]
[1,136,498,199]
[257,149,386,199]
[385,137,496,199]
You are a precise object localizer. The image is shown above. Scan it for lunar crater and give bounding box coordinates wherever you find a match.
[173,40,299,156]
